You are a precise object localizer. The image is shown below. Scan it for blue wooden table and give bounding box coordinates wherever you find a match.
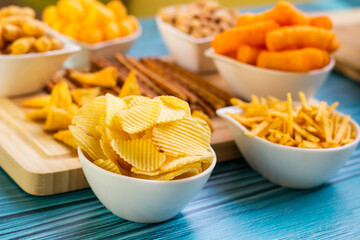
[1,1,360,239]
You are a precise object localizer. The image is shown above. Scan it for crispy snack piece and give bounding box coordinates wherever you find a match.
[25,107,49,121]
[53,129,78,149]
[257,48,330,72]
[22,95,50,108]
[119,69,141,98]
[71,87,100,106]
[236,45,263,65]
[266,26,339,52]
[93,159,121,174]
[212,20,280,54]
[228,92,356,148]
[191,110,214,132]
[70,67,117,87]
[10,37,36,54]
[310,16,333,29]
[43,106,72,131]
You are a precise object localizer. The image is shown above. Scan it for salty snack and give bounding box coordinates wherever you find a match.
[69,67,118,87]
[70,94,215,180]
[0,5,63,54]
[228,92,356,148]
[43,0,138,44]
[158,0,238,38]
[211,1,339,72]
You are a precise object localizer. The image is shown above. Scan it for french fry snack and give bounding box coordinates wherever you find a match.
[228,92,356,148]
[70,94,215,180]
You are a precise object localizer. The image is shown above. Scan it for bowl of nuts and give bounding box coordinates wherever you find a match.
[156,0,238,73]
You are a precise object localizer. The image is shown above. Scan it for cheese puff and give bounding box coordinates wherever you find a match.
[212,21,279,54]
[79,28,103,44]
[118,17,137,36]
[34,36,52,52]
[104,21,120,40]
[257,48,330,72]
[0,5,35,18]
[22,19,46,38]
[0,24,3,49]
[2,24,22,42]
[236,45,263,65]
[63,24,81,39]
[42,6,58,25]
[10,37,36,54]
[310,16,333,29]
[266,25,339,52]
[263,1,310,26]
[236,13,265,27]
[0,15,32,26]
[106,0,127,20]
[57,0,84,21]
[49,37,63,50]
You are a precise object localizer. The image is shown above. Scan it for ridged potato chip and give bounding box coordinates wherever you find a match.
[43,107,72,131]
[157,96,191,116]
[72,96,106,138]
[115,98,162,134]
[22,95,50,108]
[93,159,121,174]
[100,127,119,161]
[105,93,128,129]
[119,70,141,98]
[111,138,166,172]
[25,107,49,121]
[53,129,77,149]
[69,125,106,161]
[156,105,187,123]
[134,163,202,180]
[152,117,211,156]
[173,168,201,179]
[106,126,131,141]
[71,87,100,106]
[123,95,150,108]
[161,153,214,172]
[192,110,214,132]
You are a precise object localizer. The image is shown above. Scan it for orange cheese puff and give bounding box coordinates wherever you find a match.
[107,0,127,20]
[266,26,339,52]
[264,1,310,26]
[10,37,36,54]
[310,16,333,29]
[236,45,263,65]
[212,21,279,54]
[257,48,330,72]
[235,13,265,27]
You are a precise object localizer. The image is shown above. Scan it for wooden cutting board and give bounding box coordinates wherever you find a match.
[0,73,241,196]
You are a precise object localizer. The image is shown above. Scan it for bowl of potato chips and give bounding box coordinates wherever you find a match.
[217,92,360,189]
[71,94,216,223]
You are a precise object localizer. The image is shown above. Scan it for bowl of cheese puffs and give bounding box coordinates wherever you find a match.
[43,0,141,67]
[217,92,360,189]
[0,5,80,96]
[71,94,216,223]
[206,1,338,101]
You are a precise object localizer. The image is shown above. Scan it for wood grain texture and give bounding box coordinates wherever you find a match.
[1,1,360,238]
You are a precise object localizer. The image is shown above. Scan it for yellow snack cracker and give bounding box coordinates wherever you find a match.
[43,107,72,131]
[119,70,141,98]
[53,129,78,149]
[228,92,356,148]
[69,67,117,87]
[71,87,100,106]
[25,107,49,121]
[22,95,50,108]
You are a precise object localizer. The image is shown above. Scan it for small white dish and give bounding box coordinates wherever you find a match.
[206,48,335,101]
[217,106,360,189]
[78,147,216,223]
[156,7,216,73]
[48,24,142,68]
[0,42,80,97]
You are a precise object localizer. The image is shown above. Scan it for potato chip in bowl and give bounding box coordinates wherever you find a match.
[70,94,216,222]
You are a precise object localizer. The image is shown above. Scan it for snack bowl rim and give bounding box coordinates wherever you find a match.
[47,22,142,50]
[217,105,360,153]
[205,48,335,76]
[78,146,217,184]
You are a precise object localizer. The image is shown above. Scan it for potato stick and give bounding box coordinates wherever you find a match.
[298,112,322,134]
[298,91,310,110]
[257,48,330,72]
[334,115,350,144]
[245,121,269,137]
[211,20,279,54]
[344,124,351,141]
[328,101,339,112]
[294,132,302,143]
[315,101,327,122]
[286,93,293,135]
[293,122,320,142]
[230,98,248,109]
[266,26,339,52]
[268,109,288,118]
[236,45,263,65]
[306,126,318,133]
[322,111,332,142]
[310,16,333,29]
[10,37,35,54]
[301,141,321,148]
[244,117,266,123]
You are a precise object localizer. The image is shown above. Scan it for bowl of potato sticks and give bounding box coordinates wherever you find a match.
[206,1,338,101]
[71,94,216,223]
[217,92,360,189]
[0,5,80,96]
[156,0,237,73]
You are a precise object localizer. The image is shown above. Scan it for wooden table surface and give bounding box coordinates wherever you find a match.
[1,1,360,239]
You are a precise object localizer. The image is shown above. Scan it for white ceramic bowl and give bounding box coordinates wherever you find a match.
[78,148,216,223]
[0,42,80,97]
[206,48,335,101]
[217,106,360,189]
[156,7,216,73]
[48,24,142,68]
